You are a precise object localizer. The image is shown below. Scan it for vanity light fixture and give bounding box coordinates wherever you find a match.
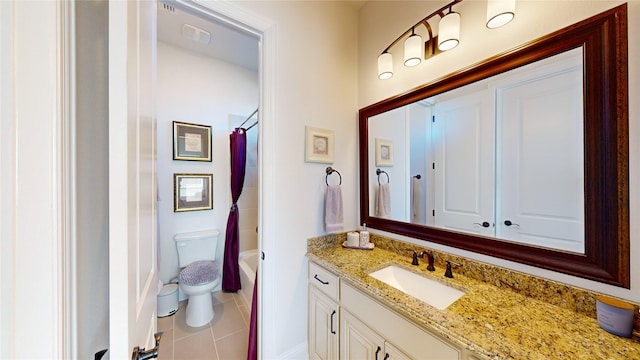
[404,29,423,67]
[376,0,462,80]
[486,0,516,29]
[377,0,516,80]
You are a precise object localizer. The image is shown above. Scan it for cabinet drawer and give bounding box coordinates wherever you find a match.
[309,262,340,301]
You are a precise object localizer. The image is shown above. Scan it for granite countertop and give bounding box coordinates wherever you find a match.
[306,236,640,360]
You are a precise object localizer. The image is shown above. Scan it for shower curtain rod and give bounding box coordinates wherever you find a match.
[245,120,258,131]
[239,108,258,128]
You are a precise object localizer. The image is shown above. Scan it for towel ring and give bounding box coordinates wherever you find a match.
[325,167,342,186]
[413,174,421,179]
[376,169,389,185]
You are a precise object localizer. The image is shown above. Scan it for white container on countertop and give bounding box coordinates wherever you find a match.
[347,232,360,247]
[359,224,370,247]
[595,295,635,337]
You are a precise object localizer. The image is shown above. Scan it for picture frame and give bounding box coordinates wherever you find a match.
[174,173,213,212]
[305,126,334,164]
[173,121,212,161]
[375,138,393,166]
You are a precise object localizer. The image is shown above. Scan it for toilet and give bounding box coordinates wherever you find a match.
[174,229,221,327]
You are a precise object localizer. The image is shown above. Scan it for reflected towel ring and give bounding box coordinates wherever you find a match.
[325,167,342,186]
[376,169,389,185]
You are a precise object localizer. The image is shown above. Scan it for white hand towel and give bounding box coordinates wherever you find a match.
[325,185,344,233]
[375,183,391,218]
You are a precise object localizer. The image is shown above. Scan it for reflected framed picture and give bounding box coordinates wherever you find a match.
[375,138,393,166]
[173,121,212,161]
[305,126,334,164]
[174,173,213,212]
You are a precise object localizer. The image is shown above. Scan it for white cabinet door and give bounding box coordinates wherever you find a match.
[309,286,339,360]
[497,55,584,253]
[341,310,385,360]
[383,341,412,360]
[433,90,495,236]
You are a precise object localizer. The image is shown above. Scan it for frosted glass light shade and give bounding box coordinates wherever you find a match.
[404,34,423,67]
[378,52,393,80]
[486,0,515,29]
[438,12,460,51]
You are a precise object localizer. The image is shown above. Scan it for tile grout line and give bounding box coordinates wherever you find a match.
[170,292,248,359]
[214,327,249,342]
[210,321,221,360]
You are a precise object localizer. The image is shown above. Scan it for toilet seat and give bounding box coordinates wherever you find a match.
[179,260,220,286]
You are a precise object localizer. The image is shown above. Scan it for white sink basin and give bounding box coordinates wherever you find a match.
[369,265,465,310]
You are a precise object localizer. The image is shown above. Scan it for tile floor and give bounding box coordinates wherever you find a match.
[157,291,251,360]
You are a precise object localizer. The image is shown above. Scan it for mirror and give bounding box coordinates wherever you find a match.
[359,4,629,287]
[368,48,585,253]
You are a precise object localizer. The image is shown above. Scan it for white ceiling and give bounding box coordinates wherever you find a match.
[157,1,259,71]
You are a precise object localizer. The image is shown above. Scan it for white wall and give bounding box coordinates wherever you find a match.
[368,107,408,220]
[156,41,258,285]
[0,1,14,357]
[358,1,639,303]
[213,1,360,358]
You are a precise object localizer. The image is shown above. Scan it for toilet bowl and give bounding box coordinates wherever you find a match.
[174,230,221,327]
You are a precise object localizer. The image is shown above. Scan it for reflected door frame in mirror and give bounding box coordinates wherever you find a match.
[359,4,629,287]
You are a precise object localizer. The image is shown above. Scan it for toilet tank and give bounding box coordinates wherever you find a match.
[174,229,220,267]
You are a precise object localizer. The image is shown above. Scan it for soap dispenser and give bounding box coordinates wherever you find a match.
[359,224,370,247]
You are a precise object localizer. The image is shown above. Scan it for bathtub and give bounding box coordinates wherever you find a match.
[238,249,258,309]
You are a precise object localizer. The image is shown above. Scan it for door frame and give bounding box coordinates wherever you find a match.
[175,1,277,357]
[0,1,75,358]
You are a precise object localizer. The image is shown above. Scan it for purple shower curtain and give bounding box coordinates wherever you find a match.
[247,270,258,360]
[222,128,246,292]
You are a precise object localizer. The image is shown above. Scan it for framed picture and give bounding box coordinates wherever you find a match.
[173,121,212,161]
[174,174,213,212]
[375,138,393,166]
[305,126,334,164]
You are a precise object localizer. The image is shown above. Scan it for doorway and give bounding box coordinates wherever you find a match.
[156,0,260,286]
[156,0,261,357]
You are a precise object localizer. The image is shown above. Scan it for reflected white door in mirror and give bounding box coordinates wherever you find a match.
[369,48,584,254]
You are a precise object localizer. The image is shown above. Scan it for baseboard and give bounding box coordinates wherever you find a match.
[276,341,307,360]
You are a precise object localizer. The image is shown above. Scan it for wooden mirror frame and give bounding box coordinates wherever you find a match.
[359,4,629,287]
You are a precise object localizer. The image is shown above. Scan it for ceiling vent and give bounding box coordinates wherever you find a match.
[158,2,177,14]
[182,24,211,45]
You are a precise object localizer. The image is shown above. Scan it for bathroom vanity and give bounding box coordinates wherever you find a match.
[309,261,471,359]
[307,234,640,359]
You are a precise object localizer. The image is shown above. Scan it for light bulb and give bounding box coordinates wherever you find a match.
[404,34,422,67]
[377,52,393,80]
[438,12,460,51]
[486,0,515,29]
